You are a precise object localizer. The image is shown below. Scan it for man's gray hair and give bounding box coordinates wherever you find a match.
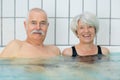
[26,8,48,21]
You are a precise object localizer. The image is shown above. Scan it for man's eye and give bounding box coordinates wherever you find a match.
[41,22,46,25]
[32,22,36,24]
[39,22,48,26]
[31,22,37,25]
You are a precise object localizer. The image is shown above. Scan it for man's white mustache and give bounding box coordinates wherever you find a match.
[31,30,45,35]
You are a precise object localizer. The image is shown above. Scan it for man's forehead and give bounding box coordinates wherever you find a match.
[28,14,47,21]
[30,20,47,22]
[29,10,47,16]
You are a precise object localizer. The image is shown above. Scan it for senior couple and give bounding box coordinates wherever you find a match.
[0,8,109,61]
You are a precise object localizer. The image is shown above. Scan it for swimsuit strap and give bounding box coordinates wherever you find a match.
[97,45,103,59]
[72,46,78,57]
[97,45,102,54]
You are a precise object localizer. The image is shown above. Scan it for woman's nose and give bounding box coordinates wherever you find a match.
[84,27,89,32]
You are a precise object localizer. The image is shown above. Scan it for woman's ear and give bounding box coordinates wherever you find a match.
[76,31,79,38]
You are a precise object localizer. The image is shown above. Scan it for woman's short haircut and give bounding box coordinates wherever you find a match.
[71,12,99,37]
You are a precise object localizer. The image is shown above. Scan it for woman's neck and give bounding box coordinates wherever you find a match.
[76,43,97,55]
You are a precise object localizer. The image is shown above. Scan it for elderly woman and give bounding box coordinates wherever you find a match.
[62,12,109,61]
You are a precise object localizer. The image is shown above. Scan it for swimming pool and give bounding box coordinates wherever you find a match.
[0,52,120,80]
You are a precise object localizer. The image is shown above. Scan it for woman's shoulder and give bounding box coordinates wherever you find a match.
[101,46,110,55]
[62,47,73,56]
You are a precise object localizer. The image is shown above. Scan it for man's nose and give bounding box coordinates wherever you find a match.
[36,24,41,30]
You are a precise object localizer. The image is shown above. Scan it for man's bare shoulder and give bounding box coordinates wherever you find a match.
[62,47,72,56]
[5,40,23,48]
[46,45,61,55]
[8,39,22,45]
[0,40,22,57]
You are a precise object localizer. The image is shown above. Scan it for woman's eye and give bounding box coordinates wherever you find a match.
[79,26,84,29]
[89,26,93,28]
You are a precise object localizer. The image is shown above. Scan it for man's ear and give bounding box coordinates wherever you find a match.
[48,23,49,26]
[46,23,49,30]
[47,22,49,27]
[24,21,27,30]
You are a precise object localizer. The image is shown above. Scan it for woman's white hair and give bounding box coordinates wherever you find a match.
[71,12,99,37]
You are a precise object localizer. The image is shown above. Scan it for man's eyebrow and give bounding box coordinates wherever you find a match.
[40,20,47,23]
[29,20,48,23]
[31,20,36,22]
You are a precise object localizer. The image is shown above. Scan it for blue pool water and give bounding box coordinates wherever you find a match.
[0,52,120,80]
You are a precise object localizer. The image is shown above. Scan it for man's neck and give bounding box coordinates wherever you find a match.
[25,39,44,47]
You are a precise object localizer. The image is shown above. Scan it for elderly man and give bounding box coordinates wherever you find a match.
[0,8,60,59]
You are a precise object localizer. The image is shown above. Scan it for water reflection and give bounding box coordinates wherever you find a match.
[0,53,120,80]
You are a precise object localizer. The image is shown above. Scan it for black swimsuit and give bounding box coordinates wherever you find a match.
[72,45,102,57]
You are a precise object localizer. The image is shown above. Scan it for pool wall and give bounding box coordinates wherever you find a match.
[0,46,120,54]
